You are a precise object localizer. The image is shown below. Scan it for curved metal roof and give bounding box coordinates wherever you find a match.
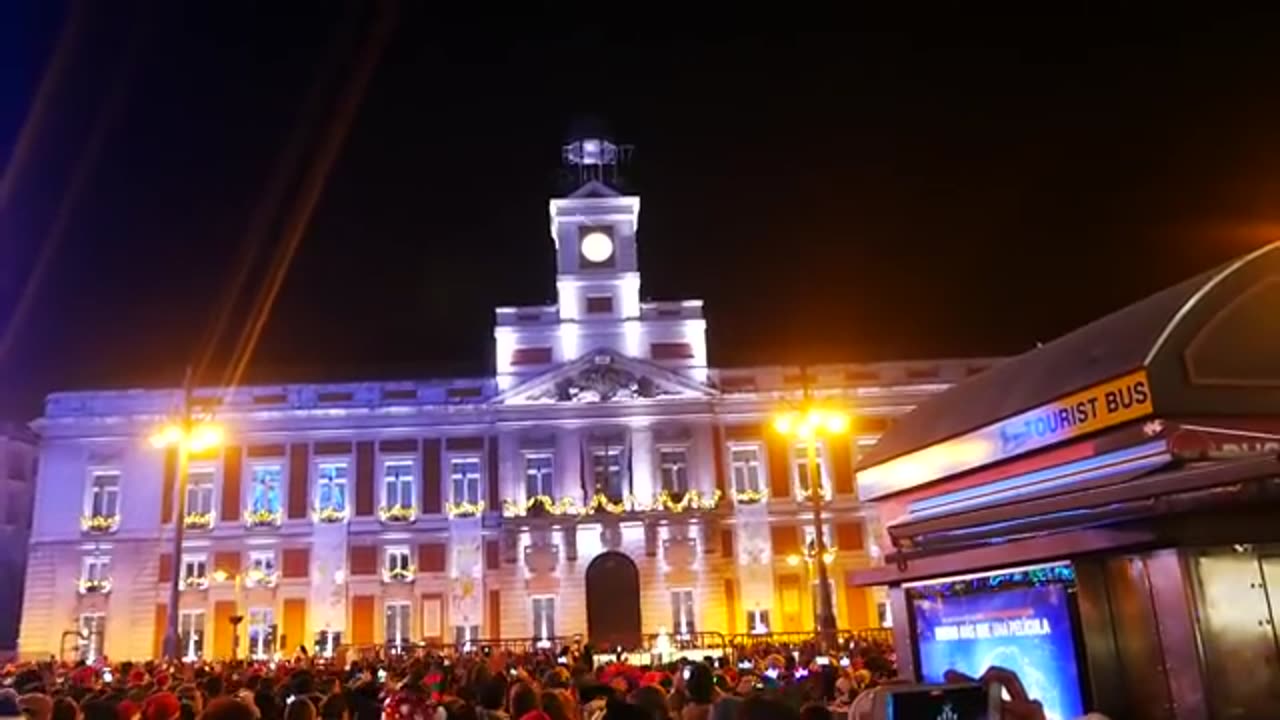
[859,242,1280,471]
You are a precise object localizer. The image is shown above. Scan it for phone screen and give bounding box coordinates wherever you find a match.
[886,685,992,720]
[377,669,387,682]
[814,657,830,666]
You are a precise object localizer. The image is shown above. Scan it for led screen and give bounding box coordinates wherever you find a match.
[912,583,1085,720]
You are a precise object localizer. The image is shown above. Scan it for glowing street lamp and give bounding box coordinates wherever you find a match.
[773,398,851,651]
[150,403,225,660]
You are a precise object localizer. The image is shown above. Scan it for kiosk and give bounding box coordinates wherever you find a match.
[854,243,1280,720]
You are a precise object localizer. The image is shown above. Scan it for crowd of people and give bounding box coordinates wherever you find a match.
[0,637,916,720]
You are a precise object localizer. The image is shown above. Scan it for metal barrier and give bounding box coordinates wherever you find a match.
[334,629,891,664]
[724,628,894,658]
[642,631,727,652]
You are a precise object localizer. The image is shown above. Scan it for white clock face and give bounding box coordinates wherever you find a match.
[580,231,615,263]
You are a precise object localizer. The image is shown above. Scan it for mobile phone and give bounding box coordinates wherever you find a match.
[557,657,568,666]
[737,660,753,670]
[794,668,809,679]
[377,669,387,682]
[681,666,692,681]
[814,657,830,666]
[763,668,779,679]
[839,656,851,668]
[875,683,1000,720]
[508,668,518,678]
[102,670,113,683]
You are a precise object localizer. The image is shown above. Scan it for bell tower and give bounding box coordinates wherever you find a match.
[493,132,708,390]
[550,136,641,321]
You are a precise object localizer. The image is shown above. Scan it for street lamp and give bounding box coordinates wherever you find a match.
[212,570,245,661]
[150,413,224,661]
[772,404,850,651]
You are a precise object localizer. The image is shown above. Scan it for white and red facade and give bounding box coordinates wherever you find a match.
[18,140,1000,661]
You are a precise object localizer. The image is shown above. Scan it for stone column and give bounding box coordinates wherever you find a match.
[691,422,716,494]
[499,430,520,506]
[629,425,655,503]
[556,427,582,502]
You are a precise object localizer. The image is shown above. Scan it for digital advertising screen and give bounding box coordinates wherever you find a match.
[911,568,1086,720]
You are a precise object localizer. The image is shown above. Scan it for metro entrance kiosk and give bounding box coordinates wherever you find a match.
[853,243,1280,720]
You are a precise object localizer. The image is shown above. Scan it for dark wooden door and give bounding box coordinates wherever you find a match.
[585,551,642,650]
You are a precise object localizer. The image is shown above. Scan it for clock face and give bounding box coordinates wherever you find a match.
[580,231,615,264]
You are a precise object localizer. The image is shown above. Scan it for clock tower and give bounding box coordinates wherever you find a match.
[493,135,708,389]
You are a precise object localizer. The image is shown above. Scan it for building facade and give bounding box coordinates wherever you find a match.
[19,138,999,661]
[0,424,38,655]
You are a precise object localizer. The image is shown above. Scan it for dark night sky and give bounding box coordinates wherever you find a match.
[2,3,1280,418]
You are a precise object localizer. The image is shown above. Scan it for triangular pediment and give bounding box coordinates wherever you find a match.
[495,349,716,405]
[567,180,621,199]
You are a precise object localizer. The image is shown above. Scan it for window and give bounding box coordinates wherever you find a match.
[78,613,105,662]
[450,457,482,505]
[877,601,893,628]
[671,589,696,635]
[186,469,215,524]
[658,448,690,495]
[524,454,554,498]
[383,460,415,509]
[247,550,277,586]
[746,608,771,635]
[81,556,111,593]
[591,448,624,501]
[802,525,834,554]
[730,447,764,494]
[531,596,556,640]
[249,465,282,514]
[585,295,613,314]
[248,608,275,659]
[384,601,412,650]
[385,546,412,574]
[179,610,206,660]
[82,555,110,582]
[182,554,209,589]
[316,462,348,514]
[453,625,480,648]
[89,472,120,518]
[793,443,828,497]
[384,546,413,582]
[811,580,837,627]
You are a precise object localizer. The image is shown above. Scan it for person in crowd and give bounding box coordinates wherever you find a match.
[51,697,81,720]
[281,697,314,720]
[505,684,537,720]
[20,692,54,720]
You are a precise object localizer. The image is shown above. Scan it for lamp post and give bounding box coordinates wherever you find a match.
[150,370,224,661]
[212,570,244,661]
[772,383,850,652]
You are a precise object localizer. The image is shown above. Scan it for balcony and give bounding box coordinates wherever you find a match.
[445,500,485,519]
[501,490,724,519]
[80,514,119,535]
[182,575,210,592]
[245,568,279,589]
[77,578,112,595]
[183,511,214,531]
[244,508,282,529]
[381,566,416,584]
[314,506,348,524]
[378,505,416,525]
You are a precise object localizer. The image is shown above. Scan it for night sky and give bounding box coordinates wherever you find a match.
[3,4,1280,418]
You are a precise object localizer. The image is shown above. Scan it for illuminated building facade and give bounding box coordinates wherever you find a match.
[0,424,37,656]
[18,138,999,661]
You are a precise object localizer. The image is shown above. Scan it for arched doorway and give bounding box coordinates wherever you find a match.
[585,551,642,650]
